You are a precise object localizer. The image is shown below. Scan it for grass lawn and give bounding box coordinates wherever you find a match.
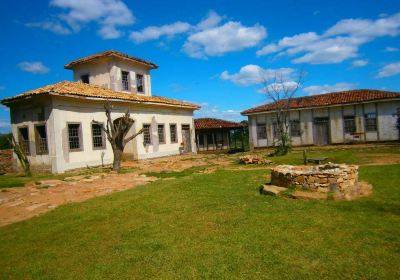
[0,161,399,279]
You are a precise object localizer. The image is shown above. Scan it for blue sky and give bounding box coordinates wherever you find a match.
[1,0,400,132]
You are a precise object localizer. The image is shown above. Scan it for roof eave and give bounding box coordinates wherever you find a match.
[241,96,400,116]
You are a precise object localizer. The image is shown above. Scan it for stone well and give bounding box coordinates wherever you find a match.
[270,163,368,199]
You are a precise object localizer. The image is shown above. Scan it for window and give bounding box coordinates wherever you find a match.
[35,125,48,155]
[81,74,90,84]
[136,74,144,93]
[170,124,177,143]
[344,116,356,133]
[273,123,281,139]
[92,123,105,149]
[256,123,267,140]
[290,120,301,137]
[158,124,165,144]
[364,113,377,132]
[68,123,82,151]
[18,127,30,155]
[121,71,129,91]
[143,124,151,145]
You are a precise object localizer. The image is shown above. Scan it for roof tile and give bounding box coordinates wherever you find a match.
[1,81,199,110]
[195,118,244,129]
[241,89,400,115]
[64,50,158,69]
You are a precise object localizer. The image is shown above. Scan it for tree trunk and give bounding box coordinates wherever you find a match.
[112,147,123,171]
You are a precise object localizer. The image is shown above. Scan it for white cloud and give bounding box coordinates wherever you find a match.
[256,43,281,56]
[257,13,400,64]
[25,21,71,35]
[325,13,400,38]
[384,46,399,52]
[303,82,356,95]
[196,10,225,31]
[194,103,243,121]
[130,21,191,43]
[183,21,267,58]
[17,62,50,74]
[220,65,294,86]
[28,0,134,39]
[376,62,400,78]
[352,59,368,67]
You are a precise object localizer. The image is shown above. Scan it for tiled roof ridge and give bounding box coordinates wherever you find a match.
[241,89,400,115]
[64,50,158,69]
[194,118,244,129]
[1,81,199,110]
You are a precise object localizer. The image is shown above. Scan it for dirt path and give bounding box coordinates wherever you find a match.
[0,173,157,227]
[0,154,234,227]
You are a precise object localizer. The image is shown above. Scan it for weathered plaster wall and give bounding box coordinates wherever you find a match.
[71,57,152,96]
[72,58,112,89]
[9,97,54,171]
[247,100,400,148]
[50,97,196,173]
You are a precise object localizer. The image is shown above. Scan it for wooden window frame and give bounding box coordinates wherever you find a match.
[34,123,49,155]
[343,116,356,134]
[136,73,144,93]
[290,120,301,137]
[91,122,106,150]
[364,113,377,132]
[142,123,152,145]
[169,123,178,143]
[17,126,30,155]
[121,70,130,91]
[157,124,166,144]
[67,122,83,152]
[256,123,267,140]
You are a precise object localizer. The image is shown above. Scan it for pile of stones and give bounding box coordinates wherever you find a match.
[239,155,272,165]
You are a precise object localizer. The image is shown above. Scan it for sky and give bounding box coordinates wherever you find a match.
[0,0,399,132]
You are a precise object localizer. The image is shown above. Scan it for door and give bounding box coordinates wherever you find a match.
[313,118,329,145]
[181,125,192,153]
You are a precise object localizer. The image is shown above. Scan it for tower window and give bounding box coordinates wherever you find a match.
[121,71,129,91]
[136,74,144,93]
[81,74,90,84]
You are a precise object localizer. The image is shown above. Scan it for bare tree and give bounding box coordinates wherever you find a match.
[9,135,31,176]
[261,69,305,156]
[94,102,143,171]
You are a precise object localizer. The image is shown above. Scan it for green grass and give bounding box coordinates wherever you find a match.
[251,145,400,165]
[0,163,399,279]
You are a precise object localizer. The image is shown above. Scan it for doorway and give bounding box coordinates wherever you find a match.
[181,124,192,153]
[313,118,330,145]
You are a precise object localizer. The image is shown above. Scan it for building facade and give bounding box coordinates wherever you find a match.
[194,118,245,151]
[241,90,400,148]
[2,51,199,173]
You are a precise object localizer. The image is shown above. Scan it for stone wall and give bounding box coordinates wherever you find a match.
[0,149,15,174]
[271,163,358,194]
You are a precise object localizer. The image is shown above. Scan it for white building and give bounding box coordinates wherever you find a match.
[1,50,199,173]
[241,90,400,148]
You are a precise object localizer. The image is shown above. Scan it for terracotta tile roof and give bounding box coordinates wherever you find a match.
[241,89,400,115]
[1,81,199,110]
[64,50,158,69]
[194,118,245,130]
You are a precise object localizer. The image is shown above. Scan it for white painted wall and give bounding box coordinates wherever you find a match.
[9,96,197,173]
[246,99,400,148]
[71,57,152,96]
